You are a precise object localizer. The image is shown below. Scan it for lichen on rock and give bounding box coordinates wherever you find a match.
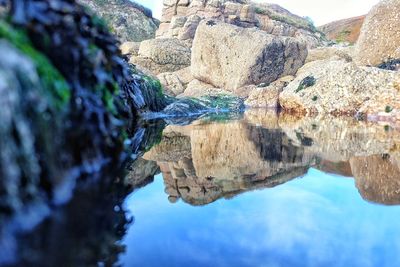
[78,0,159,42]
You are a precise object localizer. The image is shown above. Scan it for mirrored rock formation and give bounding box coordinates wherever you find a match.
[351,154,400,205]
[140,110,400,206]
[143,116,315,205]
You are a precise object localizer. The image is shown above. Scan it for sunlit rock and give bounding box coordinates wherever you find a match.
[354,0,400,66]
[244,76,294,108]
[191,20,307,91]
[156,0,326,48]
[130,38,191,75]
[157,67,193,96]
[279,60,400,116]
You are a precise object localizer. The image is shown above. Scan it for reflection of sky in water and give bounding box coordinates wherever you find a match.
[121,169,400,267]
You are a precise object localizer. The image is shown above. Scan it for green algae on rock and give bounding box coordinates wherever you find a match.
[0,0,156,216]
[0,20,70,110]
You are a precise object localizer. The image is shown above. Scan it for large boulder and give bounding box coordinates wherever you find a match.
[178,15,202,42]
[130,38,191,75]
[191,20,307,91]
[279,60,400,116]
[78,0,159,42]
[354,0,400,66]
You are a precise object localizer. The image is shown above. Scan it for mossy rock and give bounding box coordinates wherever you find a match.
[0,20,70,110]
[296,76,316,93]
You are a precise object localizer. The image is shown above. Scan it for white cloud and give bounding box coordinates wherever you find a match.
[135,0,380,25]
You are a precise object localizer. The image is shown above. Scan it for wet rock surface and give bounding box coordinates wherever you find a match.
[0,0,169,264]
[0,40,62,215]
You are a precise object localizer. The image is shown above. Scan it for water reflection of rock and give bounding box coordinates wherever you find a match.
[279,115,400,162]
[3,176,134,267]
[125,158,160,189]
[351,154,400,205]
[140,110,400,206]
[143,119,315,206]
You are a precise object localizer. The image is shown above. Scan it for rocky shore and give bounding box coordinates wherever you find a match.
[1,0,400,264]
[115,0,400,122]
[1,0,398,231]
[0,1,249,262]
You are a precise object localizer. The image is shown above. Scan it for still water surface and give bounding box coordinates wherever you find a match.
[122,171,400,267]
[3,110,400,267]
[119,111,400,267]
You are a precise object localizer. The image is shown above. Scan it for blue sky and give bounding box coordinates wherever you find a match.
[121,170,400,267]
[136,0,380,26]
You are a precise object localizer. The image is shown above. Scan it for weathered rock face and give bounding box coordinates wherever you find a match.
[306,46,353,63]
[191,20,307,91]
[244,76,294,108]
[279,60,400,116]
[354,0,400,66]
[351,155,400,205]
[156,0,325,48]
[182,79,232,98]
[319,15,366,44]
[130,38,191,74]
[78,0,159,42]
[157,67,193,96]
